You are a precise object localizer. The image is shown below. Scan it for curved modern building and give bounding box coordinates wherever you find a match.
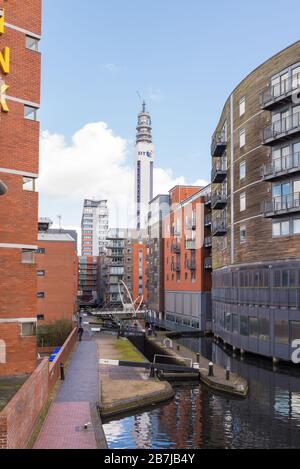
[211,41,300,362]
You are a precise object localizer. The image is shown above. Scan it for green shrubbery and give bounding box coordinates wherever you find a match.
[37,319,74,347]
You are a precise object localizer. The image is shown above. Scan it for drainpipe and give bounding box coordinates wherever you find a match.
[0,179,7,196]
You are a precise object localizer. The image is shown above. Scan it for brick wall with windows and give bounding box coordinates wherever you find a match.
[0,0,41,376]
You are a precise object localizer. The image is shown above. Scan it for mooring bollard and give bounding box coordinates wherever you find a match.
[149,364,155,378]
[208,362,214,377]
[226,366,230,381]
[60,363,65,381]
[196,353,200,364]
[177,345,180,352]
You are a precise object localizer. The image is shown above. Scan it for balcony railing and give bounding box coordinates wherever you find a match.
[204,257,212,270]
[211,130,227,157]
[211,159,227,184]
[204,194,211,206]
[262,151,300,181]
[171,242,181,254]
[171,263,181,272]
[263,192,300,217]
[204,214,212,226]
[260,74,300,110]
[185,217,196,230]
[185,239,196,250]
[187,259,196,271]
[212,217,227,237]
[262,111,300,145]
[211,190,227,210]
[204,236,212,247]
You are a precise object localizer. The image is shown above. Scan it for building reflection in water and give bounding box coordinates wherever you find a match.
[103,338,300,449]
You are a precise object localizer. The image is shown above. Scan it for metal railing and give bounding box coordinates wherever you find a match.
[264,192,300,215]
[211,159,227,182]
[171,263,181,272]
[262,151,300,178]
[204,214,212,226]
[171,242,181,254]
[204,257,212,269]
[263,111,300,143]
[185,217,197,230]
[204,236,212,247]
[212,217,227,235]
[187,259,196,270]
[260,73,300,108]
[211,130,227,157]
[211,189,227,208]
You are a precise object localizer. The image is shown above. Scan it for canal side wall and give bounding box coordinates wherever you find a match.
[0,328,78,449]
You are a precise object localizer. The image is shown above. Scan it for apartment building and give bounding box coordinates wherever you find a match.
[162,185,212,331]
[78,256,100,307]
[147,194,170,319]
[81,199,109,256]
[211,41,300,362]
[37,222,78,324]
[0,1,42,376]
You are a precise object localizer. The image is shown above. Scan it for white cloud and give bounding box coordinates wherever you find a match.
[39,122,208,229]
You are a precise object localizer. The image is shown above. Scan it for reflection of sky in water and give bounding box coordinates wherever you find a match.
[103,339,300,449]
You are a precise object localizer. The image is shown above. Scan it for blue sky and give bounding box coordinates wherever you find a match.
[39,0,300,229]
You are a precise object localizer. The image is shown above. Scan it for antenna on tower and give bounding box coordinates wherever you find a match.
[136,91,143,106]
[57,215,62,230]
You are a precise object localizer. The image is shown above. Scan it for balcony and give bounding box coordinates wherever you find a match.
[211,190,227,210]
[204,214,212,227]
[187,259,196,271]
[260,74,300,110]
[211,159,227,184]
[262,151,300,181]
[263,192,300,217]
[171,263,181,272]
[212,217,227,237]
[170,227,181,237]
[204,257,212,270]
[171,242,181,254]
[211,131,227,157]
[204,194,211,207]
[204,236,212,248]
[185,217,196,231]
[262,111,300,146]
[185,239,196,250]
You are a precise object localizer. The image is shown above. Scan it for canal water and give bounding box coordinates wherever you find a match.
[102,336,300,449]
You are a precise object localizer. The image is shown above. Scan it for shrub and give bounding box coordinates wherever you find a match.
[37,319,73,347]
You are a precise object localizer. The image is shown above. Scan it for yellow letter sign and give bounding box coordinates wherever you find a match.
[0,80,9,112]
[0,9,4,35]
[0,47,10,74]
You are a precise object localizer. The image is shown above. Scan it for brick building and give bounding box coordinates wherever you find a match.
[36,232,78,325]
[162,185,212,332]
[0,1,42,376]
[132,242,148,306]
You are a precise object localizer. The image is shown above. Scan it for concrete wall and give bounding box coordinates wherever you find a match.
[165,291,212,331]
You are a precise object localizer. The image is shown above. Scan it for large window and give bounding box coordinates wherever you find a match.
[232,314,239,334]
[239,129,246,148]
[240,161,246,180]
[258,318,270,341]
[272,220,290,237]
[240,225,246,244]
[240,316,249,336]
[291,321,300,342]
[21,322,36,337]
[249,317,258,338]
[26,35,39,51]
[239,97,246,117]
[24,105,39,121]
[23,177,36,192]
[275,320,289,344]
[22,249,35,264]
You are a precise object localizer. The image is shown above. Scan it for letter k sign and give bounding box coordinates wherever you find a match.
[0,79,9,112]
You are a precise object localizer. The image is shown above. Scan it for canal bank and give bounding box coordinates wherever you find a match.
[96,334,175,418]
[103,336,300,449]
[135,332,248,397]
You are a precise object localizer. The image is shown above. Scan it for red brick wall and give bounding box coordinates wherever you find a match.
[48,327,77,392]
[132,243,148,304]
[36,240,78,324]
[0,358,48,449]
[0,0,41,376]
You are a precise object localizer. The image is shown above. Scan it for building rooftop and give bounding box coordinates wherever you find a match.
[38,233,75,242]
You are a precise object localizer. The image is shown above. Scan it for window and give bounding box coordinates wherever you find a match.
[240,225,246,244]
[240,316,249,336]
[240,192,246,212]
[37,292,45,298]
[239,97,246,116]
[37,270,45,277]
[26,35,39,51]
[291,321,300,343]
[232,315,239,334]
[275,320,289,344]
[239,161,246,180]
[259,318,270,341]
[249,317,258,338]
[239,129,246,148]
[21,322,36,337]
[272,220,290,237]
[293,219,300,234]
[23,177,36,192]
[22,249,35,264]
[37,314,44,321]
[24,105,39,121]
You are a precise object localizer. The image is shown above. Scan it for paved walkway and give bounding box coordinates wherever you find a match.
[34,332,106,449]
